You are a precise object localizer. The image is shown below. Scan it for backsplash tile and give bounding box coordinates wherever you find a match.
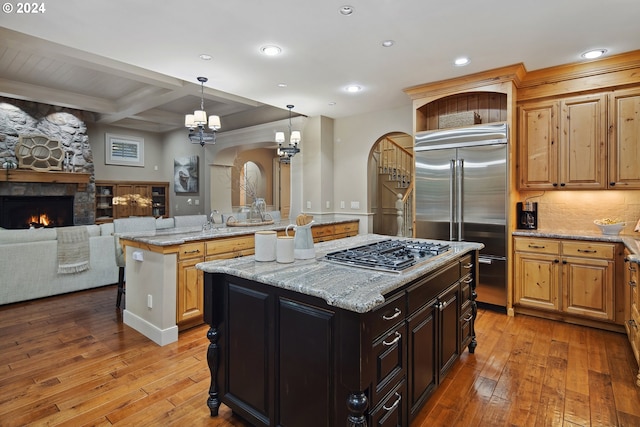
[518,190,640,234]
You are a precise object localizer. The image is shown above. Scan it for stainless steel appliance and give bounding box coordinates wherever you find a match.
[324,239,450,273]
[414,123,508,309]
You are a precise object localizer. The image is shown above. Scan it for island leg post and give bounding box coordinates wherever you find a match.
[346,390,368,427]
[206,326,220,416]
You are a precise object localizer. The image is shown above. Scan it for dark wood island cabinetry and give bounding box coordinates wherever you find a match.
[199,235,481,426]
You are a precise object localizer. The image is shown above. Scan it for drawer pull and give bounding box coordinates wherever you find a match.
[382,308,401,321]
[629,319,638,330]
[463,313,473,322]
[437,301,448,311]
[183,249,201,254]
[629,281,637,288]
[383,331,401,347]
[383,392,402,412]
[528,244,545,249]
[462,263,473,269]
[577,249,597,253]
[629,265,638,273]
[463,277,473,284]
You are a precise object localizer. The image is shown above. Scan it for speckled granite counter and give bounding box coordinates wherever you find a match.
[512,229,640,262]
[197,234,483,313]
[118,215,358,247]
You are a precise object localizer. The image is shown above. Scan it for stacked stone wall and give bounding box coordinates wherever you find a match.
[0,97,96,224]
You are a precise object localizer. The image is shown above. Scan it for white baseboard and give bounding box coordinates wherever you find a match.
[123,310,179,346]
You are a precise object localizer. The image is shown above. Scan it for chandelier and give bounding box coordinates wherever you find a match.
[276,105,301,163]
[185,77,221,147]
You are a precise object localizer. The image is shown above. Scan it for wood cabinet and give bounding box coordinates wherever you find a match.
[203,250,477,426]
[95,180,169,223]
[518,94,606,190]
[177,220,360,330]
[623,251,640,386]
[514,237,618,324]
[176,242,205,330]
[608,88,640,189]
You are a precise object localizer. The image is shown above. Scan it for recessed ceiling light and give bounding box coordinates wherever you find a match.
[277,83,288,88]
[581,49,607,59]
[339,5,354,15]
[345,85,362,93]
[328,102,336,106]
[260,45,282,56]
[199,54,212,60]
[454,57,470,66]
[382,40,395,47]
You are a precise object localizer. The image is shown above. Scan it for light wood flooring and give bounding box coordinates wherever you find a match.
[1,285,639,426]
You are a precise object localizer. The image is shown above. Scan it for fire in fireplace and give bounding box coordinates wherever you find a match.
[0,196,75,229]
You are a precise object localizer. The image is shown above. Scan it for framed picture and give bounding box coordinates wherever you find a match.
[174,155,199,193]
[105,133,144,167]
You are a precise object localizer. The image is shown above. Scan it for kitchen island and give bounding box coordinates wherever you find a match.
[117,216,358,346]
[198,234,483,426]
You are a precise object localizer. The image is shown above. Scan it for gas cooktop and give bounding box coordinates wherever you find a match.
[324,239,451,273]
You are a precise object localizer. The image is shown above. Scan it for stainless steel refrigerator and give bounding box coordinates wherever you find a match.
[414,123,508,310]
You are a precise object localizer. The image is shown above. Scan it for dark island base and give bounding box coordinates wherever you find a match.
[204,251,478,425]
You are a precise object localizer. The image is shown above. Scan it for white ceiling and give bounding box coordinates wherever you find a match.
[1,0,639,133]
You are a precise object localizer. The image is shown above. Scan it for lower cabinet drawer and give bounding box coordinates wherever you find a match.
[369,379,407,427]
[370,321,406,409]
[562,241,614,259]
[460,306,474,350]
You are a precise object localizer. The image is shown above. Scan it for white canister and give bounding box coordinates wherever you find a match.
[276,236,295,263]
[254,231,277,261]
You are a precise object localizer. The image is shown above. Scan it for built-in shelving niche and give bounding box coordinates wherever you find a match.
[416,91,508,132]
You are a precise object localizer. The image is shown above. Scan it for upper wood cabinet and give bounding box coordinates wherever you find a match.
[608,87,640,189]
[518,94,607,190]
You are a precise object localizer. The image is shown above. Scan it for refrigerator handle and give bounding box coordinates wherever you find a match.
[449,159,455,240]
[458,159,464,241]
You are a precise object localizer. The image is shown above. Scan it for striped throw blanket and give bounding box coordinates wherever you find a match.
[57,226,90,274]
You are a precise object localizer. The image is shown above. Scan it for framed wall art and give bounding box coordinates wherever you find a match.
[105,133,144,167]
[174,155,199,193]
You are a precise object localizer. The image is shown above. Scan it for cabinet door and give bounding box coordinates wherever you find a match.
[438,284,459,380]
[95,182,115,223]
[559,94,607,189]
[177,258,204,328]
[115,184,151,217]
[609,88,640,188]
[514,252,560,311]
[407,302,436,419]
[562,256,614,320]
[518,100,559,189]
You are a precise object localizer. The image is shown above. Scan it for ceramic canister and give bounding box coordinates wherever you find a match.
[254,231,277,261]
[276,236,295,263]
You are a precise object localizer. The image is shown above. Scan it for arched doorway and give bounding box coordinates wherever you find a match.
[368,132,414,236]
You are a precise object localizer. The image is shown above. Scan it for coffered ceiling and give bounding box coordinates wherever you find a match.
[1,0,639,133]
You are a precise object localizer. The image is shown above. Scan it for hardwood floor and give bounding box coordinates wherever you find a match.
[1,285,639,426]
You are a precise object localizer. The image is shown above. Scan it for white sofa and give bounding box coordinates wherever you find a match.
[0,215,216,306]
[0,223,119,305]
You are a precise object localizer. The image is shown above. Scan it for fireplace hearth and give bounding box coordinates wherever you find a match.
[0,196,75,229]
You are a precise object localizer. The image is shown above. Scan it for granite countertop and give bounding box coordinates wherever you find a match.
[512,229,640,262]
[118,215,359,246]
[197,234,483,314]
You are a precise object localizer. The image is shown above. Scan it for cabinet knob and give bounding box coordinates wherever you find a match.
[610,182,616,186]
[629,281,637,288]
[562,260,567,264]
[560,183,566,187]
[554,259,560,263]
[552,183,558,187]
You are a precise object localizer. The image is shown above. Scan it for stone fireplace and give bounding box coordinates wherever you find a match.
[0,98,97,225]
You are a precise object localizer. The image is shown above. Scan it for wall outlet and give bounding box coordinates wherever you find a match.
[147,294,153,309]
[326,201,330,209]
[350,201,360,209]
[340,201,345,209]
[195,199,199,205]
[306,201,311,209]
